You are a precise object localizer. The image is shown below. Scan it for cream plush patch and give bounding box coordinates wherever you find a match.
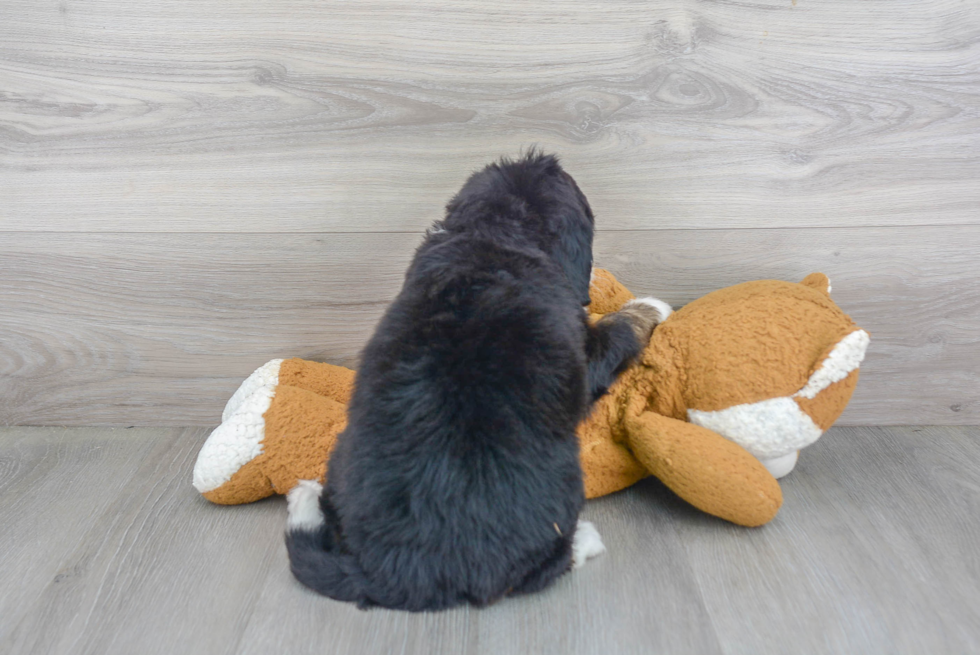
[193,362,281,493]
[222,359,283,422]
[688,397,823,461]
[794,330,869,400]
[688,329,869,465]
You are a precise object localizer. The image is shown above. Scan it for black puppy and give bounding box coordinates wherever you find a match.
[286,152,666,611]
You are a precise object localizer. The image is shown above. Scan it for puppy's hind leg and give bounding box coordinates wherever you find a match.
[510,533,576,596]
[510,519,606,598]
[285,480,374,604]
[286,479,325,532]
[571,520,606,568]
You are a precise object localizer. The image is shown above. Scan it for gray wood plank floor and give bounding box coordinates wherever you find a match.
[1,426,977,655]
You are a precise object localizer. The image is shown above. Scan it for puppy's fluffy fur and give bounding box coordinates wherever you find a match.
[286,152,658,611]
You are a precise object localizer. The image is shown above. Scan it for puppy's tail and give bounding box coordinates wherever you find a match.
[284,480,371,604]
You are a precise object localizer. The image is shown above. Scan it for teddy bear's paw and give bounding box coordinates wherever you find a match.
[572,520,606,568]
[222,359,283,423]
[193,383,276,494]
[286,480,325,532]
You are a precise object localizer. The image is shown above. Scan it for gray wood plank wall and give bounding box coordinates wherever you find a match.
[2,0,978,426]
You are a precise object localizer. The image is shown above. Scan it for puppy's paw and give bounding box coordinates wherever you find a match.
[627,297,673,323]
[286,479,324,532]
[620,296,673,343]
[572,520,606,569]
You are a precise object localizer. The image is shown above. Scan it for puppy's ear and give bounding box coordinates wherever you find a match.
[553,174,595,305]
[554,228,593,306]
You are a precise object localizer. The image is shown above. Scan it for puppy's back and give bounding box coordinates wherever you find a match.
[288,151,597,610]
[319,236,587,609]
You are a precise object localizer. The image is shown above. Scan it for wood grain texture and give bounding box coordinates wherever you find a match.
[2,0,978,231]
[0,427,174,642]
[236,490,723,655]
[1,426,978,654]
[675,425,980,655]
[2,226,977,426]
[0,427,285,655]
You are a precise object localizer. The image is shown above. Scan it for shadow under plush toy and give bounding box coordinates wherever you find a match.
[194,270,868,527]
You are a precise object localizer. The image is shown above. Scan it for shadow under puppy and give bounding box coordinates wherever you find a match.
[286,152,667,610]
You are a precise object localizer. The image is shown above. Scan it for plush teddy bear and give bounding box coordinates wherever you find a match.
[193,270,867,527]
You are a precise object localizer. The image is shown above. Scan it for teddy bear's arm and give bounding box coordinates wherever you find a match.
[627,411,783,527]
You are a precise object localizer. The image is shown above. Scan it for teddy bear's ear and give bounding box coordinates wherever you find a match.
[800,272,831,296]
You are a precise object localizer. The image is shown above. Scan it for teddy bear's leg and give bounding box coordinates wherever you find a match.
[277,358,357,405]
[196,379,278,502]
[626,411,783,527]
[580,437,650,499]
[195,385,348,504]
[222,358,356,422]
[258,384,349,495]
[577,393,650,498]
[222,359,284,423]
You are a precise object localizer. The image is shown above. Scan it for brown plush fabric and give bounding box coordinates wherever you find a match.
[201,382,347,505]
[795,369,860,431]
[652,279,859,413]
[259,385,346,492]
[278,358,355,405]
[575,271,862,526]
[587,268,637,314]
[800,272,831,294]
[578,388,648,498]
[201,458,282,505]
[625,411,783,527]
[198,270,864,528]
[576,276,782,525]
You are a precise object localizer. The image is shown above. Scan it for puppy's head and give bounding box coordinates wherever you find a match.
[446,150,596,305]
